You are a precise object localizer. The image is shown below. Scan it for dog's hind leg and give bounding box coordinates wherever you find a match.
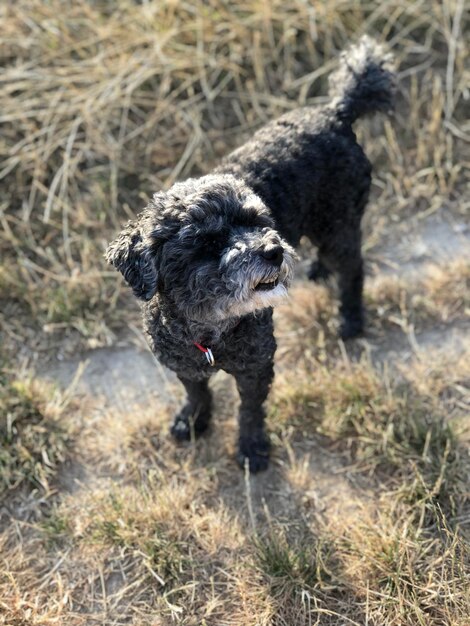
[235,364,273,473]
[318,234,365,340]
[337,254,364,340]
[171,377,212,441]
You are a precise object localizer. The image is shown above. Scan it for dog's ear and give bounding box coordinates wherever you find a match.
[105,219,158,301]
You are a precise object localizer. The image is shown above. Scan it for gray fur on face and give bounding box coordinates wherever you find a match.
[217,229,295,319]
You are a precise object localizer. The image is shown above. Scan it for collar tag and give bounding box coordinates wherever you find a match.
[205,347,215,366]
[193,342,215,367]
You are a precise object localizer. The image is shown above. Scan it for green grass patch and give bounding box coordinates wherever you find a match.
[0,369,72,494]
[270,361,468,514]
[334,504,470,626]
[88,490,191,588]
[255,528,334,590]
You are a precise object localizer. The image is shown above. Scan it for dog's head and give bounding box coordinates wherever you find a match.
[106,174,296,322]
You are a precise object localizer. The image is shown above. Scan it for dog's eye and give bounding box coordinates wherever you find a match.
[202,231,228,250]
[204,238,225,256]
[190,232,227,263]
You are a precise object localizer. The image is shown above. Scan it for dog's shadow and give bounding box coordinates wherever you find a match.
[147,369,373,623]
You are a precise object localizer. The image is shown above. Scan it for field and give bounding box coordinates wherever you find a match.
[0,1,469,624]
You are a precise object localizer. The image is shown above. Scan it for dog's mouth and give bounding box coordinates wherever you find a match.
[254,276,280,292]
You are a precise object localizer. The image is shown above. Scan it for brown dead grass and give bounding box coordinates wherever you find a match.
[1,0,468,357]
[1,350,468,625]
[274,257,470,366]
[1,0,469,625]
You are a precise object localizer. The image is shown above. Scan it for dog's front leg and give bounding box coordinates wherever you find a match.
[235,364,273,473]
[171,376,212,441]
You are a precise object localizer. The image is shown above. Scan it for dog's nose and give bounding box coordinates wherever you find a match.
[260,245,284,267]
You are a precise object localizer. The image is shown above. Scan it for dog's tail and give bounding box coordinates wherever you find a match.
[328,36,396,124]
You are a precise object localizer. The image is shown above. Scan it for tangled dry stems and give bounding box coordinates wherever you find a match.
[1,0,469,624]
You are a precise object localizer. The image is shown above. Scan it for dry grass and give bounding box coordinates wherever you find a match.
[1,354,468,624]
[274,257,470,364]
[1,0,468,355]
[1,0,469,624]
[270,356,469,512]
[0,363,76,494]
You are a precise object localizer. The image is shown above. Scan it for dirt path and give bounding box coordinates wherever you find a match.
[43,208,470,402]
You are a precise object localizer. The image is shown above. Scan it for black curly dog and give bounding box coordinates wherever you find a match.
[106,37,395,472]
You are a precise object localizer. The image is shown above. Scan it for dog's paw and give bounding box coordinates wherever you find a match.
[236,434,270,473]
[339,316,364,340]
[308,260,331,283]
[170,418,192,442]
[170,406,211,442]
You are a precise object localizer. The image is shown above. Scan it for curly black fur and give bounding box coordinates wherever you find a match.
[106,36,396,472]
